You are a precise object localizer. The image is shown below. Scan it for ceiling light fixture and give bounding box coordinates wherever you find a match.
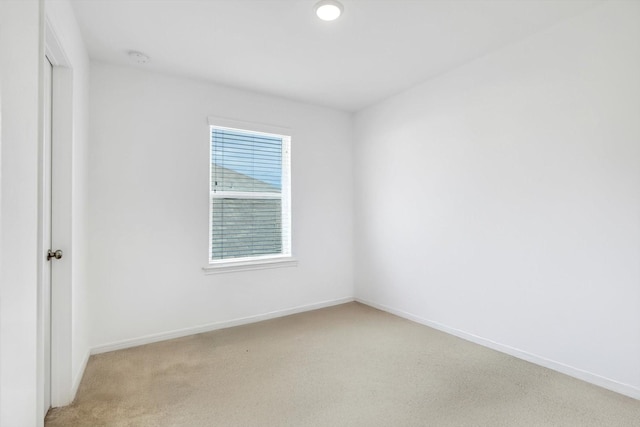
[315,0,343,21]
[128,51,149,64]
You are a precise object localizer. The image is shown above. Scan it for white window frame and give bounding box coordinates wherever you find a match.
[203,117,296,274]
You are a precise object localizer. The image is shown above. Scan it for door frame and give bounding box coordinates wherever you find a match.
[41,52,53,418]
[38,16,75,414]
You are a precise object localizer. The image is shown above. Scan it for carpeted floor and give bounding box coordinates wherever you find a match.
[45,302,640,426]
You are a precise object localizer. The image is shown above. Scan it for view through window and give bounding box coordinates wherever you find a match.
[209,125,291,262]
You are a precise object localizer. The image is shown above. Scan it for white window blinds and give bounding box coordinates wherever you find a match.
[209,125,291,262]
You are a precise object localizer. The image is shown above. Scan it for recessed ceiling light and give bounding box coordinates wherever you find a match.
[315,0,343,21]
[128,51,149,64]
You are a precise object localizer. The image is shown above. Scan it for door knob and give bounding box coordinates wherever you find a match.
[47,249,63,261]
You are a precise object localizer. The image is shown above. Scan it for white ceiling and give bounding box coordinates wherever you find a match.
[71,0,601,112]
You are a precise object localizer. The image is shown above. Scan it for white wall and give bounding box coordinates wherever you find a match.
[88,63,354,350]
[354,0,640,398]
[0,1,42,425]
[45,0,92,405]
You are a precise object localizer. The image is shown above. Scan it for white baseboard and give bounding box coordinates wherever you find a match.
[356,298,640,401]
[71,348,90,400]
[91,297,355,355]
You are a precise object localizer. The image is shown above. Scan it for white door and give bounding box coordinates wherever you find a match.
[43,55,53,417]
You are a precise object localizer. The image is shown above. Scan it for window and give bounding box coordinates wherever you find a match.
[205,118,294,273]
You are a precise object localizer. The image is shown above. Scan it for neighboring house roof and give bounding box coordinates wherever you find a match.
[211,164,279,193]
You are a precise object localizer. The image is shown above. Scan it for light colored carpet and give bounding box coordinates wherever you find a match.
[46,302,640,426]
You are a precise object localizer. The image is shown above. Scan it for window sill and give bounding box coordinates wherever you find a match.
[202,256,298,274]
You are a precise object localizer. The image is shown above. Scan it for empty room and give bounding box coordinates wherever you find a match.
[1,0,639,425]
